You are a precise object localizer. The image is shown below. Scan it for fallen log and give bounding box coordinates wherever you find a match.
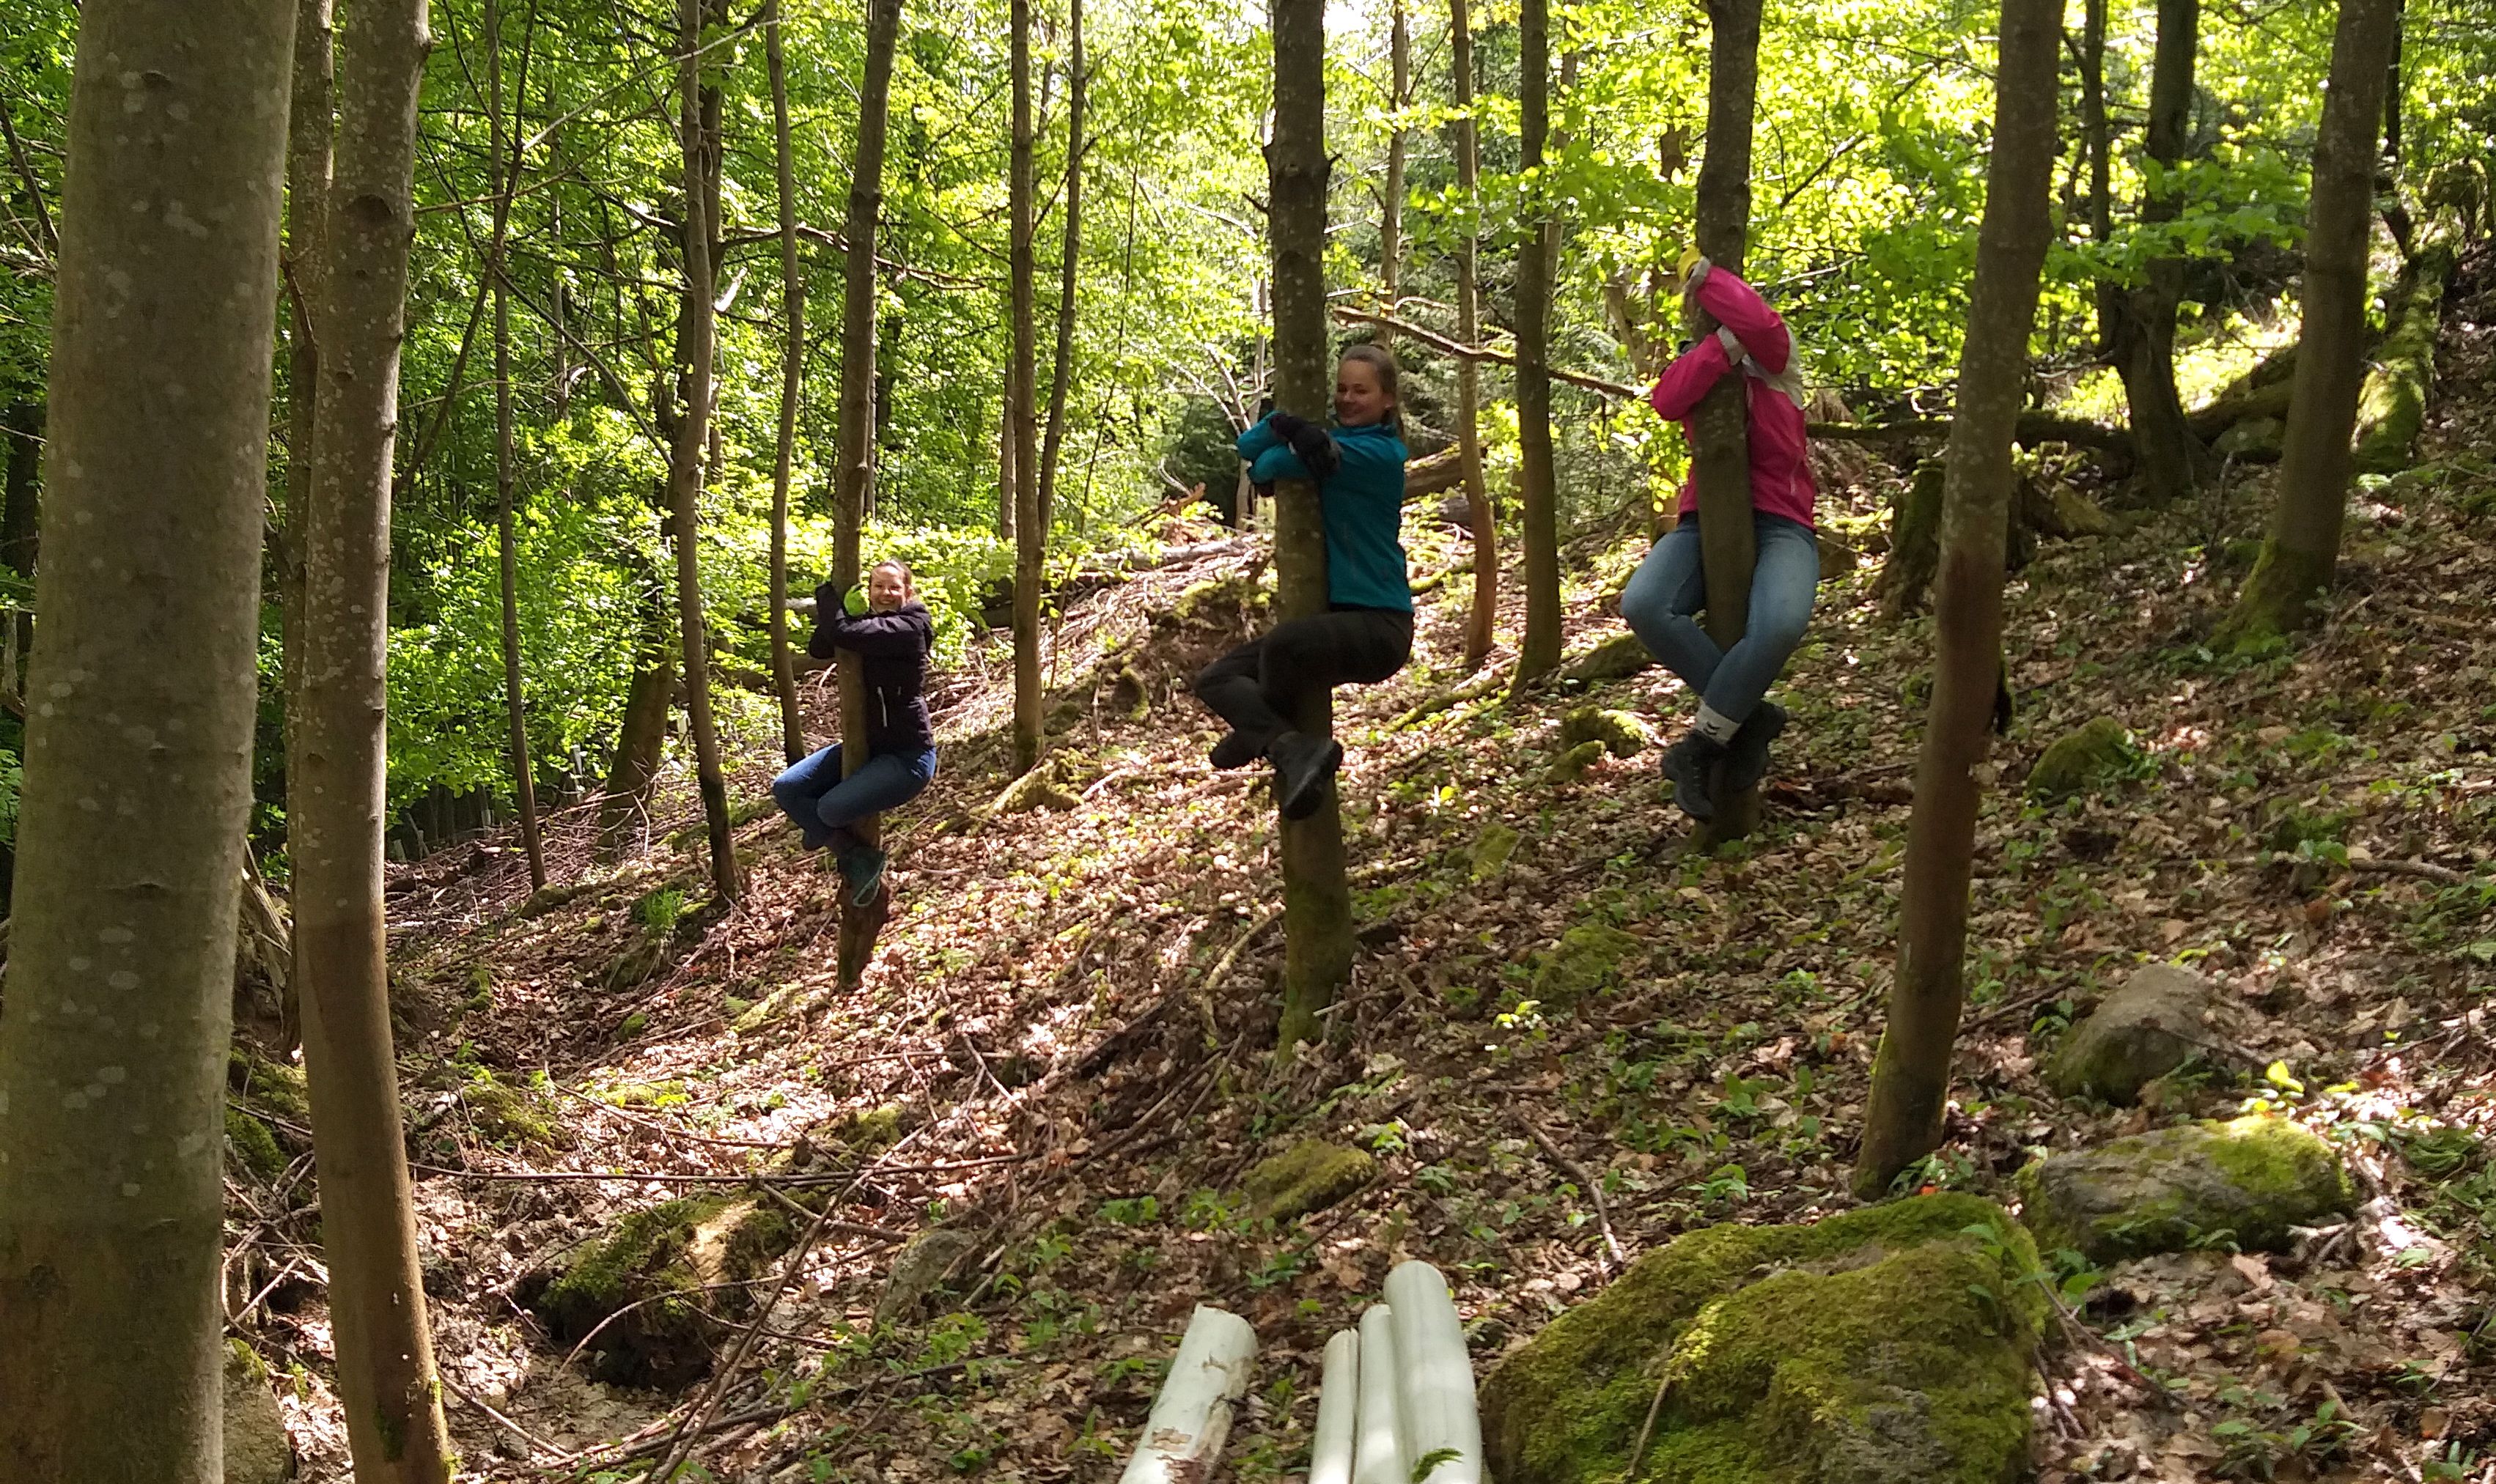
[1808,411,2132,462]
[2353,237,2456,473]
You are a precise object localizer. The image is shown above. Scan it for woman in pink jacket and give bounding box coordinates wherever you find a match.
[1620,251,1817,821]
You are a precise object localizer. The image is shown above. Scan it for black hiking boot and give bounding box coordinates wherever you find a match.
[1720,701,1788,794]
[1661,731,1727,822]
[839,845,888,909]
[1210,729,1266,771]
[1269,731,1344,822]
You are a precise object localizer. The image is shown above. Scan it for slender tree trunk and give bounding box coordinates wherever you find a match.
[1009,0,1045,775]
[281,0,335,1050]
[291,0,454,1477]
[667,0,741,904]
[600,561,677,853]
[487,0,546,890]
[997,391,1015,539]
[1448,0,1496,669]
[1852,0,2063,1197]
[1688,0,1762,845]
[1512,0,1562,680]
[2217,0,2402,645]
[832,0,904,988]
[2377,0,2412,252]
[767,0,807,764]
[1038,0,1085,539]
[0,399,37,581]
[1380,0,1407,344]
[2113,0,2206,503]
[0,4,295,1476]
[1269,0,1355,1060]
[2080,0,2115,356]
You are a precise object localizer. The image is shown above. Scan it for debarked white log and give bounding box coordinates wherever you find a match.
[1308,1328,1361,1484]
[1385,1260,1484,1484]
[1117,1304,1259,1484]
[1352,1304,1407,1484]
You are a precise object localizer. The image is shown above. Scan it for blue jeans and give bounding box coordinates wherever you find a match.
[770,743,936,852]
[1619,512,1816,724]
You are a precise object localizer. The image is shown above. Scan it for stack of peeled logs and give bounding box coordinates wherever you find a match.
[1310,1261,1485,1484]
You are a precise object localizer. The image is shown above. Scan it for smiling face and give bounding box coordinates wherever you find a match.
[868,563,911,611]
[1333,355,1394,429]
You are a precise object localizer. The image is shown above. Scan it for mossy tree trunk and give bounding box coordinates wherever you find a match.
[1270,0,1355,1060]
[293,0,456,1475]
[766,0,808,765]
[1688,0,1762,846]
[600,557,676,854]
[1875,457,1945,621]
[487,0,546,891]
[1009,0,1044,776]
[0,3,295,1475]
[1448,0,1498,669]
[832,0,904,987]
[666,0,742,904]
[2217,0,2404,646]
[1854,0,2064,1199]
[2108,0,2209,505]
[1511,0,1562,680]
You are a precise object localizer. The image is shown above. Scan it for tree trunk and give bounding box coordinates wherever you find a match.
[0,400,36,583]
[1448,0,1496,669]
[767,0,807,764]
[2079,0,2116,355]
[291,0,454,1477]
[487,0,545,890]
[600,560,676,854]
[1037,0,1084,537]
[1688,0,1762,846]
[2217,0,2403,646]
[1380,0,1407,344]
[1852,0,2063,1198]
[2378,0,2411,253]
[1270,0,1354,1060]
[2112,0,2206,504]
[1512,0,1562,680]
[1874,458,1946,621]
[1009,0,1045,775]
[832,0,904,988]
[0,4,294,1476]
[666,0,742,904]
[280,0,334,1051]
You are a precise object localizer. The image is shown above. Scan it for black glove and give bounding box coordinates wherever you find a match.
[1266,411,1341,481]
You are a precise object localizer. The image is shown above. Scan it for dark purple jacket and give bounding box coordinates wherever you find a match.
[809,589,935,757]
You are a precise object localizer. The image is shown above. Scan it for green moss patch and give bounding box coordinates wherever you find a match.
[2026,717,2133,802]
[1240,1140,1377,1221]
[1562,632,1659,684]
[1533,926,1645,1008]
[1561,707,1649,759]
[1480,1194,2044,1484]
[2017,1115,2353,1263]
[1550,739,1612,783]
[520,1194,798,1388]
[225,1107,287,1180]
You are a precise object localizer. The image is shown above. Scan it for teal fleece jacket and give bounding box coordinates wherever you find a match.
[1236,416,1413,613]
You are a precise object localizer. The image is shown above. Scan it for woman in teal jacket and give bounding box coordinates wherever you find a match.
[1193,344,1413,820]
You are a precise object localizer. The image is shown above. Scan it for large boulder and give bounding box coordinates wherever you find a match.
[1481,1194,2044,1484]
[2017,1115,2353,1264]
[224,1342,296,1484]
[519,1195,798,1387]
[2046,964,2242,1104]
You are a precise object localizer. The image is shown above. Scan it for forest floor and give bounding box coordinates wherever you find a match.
[229,245,2496,1484]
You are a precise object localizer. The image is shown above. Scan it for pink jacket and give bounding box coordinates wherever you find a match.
[1648,266,1816,529]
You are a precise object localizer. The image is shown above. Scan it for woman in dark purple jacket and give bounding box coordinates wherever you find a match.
[772,558,937,907]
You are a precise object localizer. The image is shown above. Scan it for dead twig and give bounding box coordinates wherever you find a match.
[1520,1117,1630,1269]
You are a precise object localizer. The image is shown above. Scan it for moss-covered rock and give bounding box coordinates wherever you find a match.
[226,1107,288,1180]
[460,1073,569,1151]
[1480,1194,2044,1484]
[991,764,1081,815]
[1532,926,1644,1008]
[1240,1140,1377,1221]
[2267,806,2349,854]
[1549,739,1611,783]
[1561,707,1649,759]
[2017,1115,2354,1263]
[224,1340,295,1484]
[228,1049,309,1121]
[1562,632,1658,684]
[2046,964,2232,1105]
[1471,822,1522,882]
[520,1193,798,1387]
[875,1227,982,1326]
[2025,717,2133,802]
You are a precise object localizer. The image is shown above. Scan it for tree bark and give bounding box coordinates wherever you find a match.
[832,0,904,988]
[767,0,807,764]
[1448,0,1496,669]
[1380,0,1407,345]
[2079,0,2116,355]
[600,561,676,854]
[666,0,741,904]
[280,0,334,1049]
[1009,0,1045,775]
[2217,0,2403,646]
[2111,0,2207,504]
[1688,0,1762,846]
[0,4,295,1477]
[1038,0,1084,537]
[1512,0,1562,680]
[1852,0,2063,1198]
[291,0,454,1476]
[1269,0,1354,1060]
[487,0,546,890]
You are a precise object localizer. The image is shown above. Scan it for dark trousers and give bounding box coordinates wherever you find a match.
[1193,605,1414,752]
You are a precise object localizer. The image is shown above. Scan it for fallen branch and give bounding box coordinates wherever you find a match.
[1330,306,1645,400]
[2201,854,2478,887]
[1808,411,2130,457]
[1520,1118,1630,1269]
